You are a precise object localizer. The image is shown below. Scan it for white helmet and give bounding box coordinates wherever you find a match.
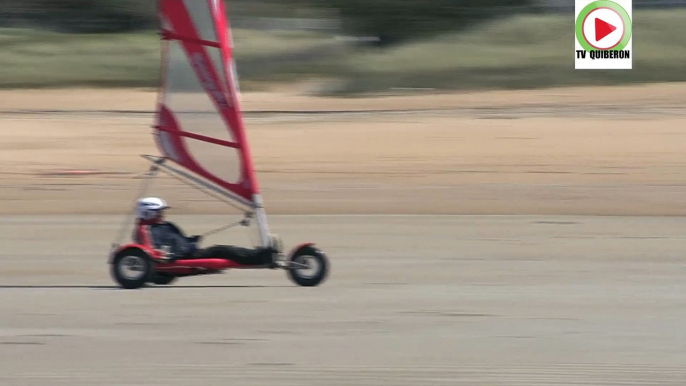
[136,197,169,220]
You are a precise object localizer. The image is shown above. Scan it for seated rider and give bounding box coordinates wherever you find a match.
[135,197,280,266]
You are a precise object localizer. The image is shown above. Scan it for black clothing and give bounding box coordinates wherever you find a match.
[193,245,275,266]
[148,222,197,258]
[148,221,274,265]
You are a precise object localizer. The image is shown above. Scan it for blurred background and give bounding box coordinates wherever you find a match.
[2,0,685,94]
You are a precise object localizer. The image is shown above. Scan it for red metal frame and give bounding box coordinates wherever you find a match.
[113,243,253,275]
[114,223,311,276]
[112,240,316,277]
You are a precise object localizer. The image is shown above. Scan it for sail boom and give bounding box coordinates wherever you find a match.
[141,155,256,212]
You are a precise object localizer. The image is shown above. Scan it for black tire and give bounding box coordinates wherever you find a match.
[286,246,329,287]
[110,248,155,289]
[150,273,177,285]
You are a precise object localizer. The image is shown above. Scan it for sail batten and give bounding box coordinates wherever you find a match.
[161,30,221,48]
[155,125,241,149]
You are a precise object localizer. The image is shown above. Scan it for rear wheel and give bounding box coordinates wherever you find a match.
[111,248,154,289]
[286,246,329,287]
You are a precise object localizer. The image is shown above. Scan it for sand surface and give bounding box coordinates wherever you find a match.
[0,84,685,385]
[1,215,686,385]
[0,83,685,215]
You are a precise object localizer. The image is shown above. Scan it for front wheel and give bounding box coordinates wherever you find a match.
[286,246,329,287]
[110,248,154,289]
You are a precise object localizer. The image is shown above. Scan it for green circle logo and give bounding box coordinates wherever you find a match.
[575,1,632,51]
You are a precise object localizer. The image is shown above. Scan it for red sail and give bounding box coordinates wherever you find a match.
[154,0,259,205]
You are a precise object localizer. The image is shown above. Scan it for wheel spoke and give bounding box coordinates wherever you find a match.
[292,255,320,279]
[118,255,146,280]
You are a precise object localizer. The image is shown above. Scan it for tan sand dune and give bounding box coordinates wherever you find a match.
[0,83,684,215]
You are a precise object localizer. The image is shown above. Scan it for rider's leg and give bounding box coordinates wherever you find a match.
[194,245,274,265]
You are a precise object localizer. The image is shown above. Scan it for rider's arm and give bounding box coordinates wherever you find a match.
[167,221,201,246]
